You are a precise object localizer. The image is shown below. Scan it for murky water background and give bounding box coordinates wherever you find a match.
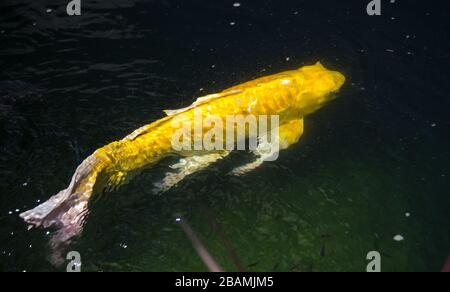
[0,0,449,271]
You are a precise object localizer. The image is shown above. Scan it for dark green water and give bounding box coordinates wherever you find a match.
[0,0,449,272]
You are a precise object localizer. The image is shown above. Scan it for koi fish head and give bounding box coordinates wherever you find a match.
[294,62,345,115]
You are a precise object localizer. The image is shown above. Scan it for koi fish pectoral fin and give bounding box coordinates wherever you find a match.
[230,118,304,176]
[278,118,304,150]
[153,152,230,193]
[229,159,264,176]
[229,140,275,176]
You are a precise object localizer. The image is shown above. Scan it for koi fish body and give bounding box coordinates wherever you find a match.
[20,62,345,263]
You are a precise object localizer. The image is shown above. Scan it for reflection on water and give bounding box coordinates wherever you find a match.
[0,0,449,271]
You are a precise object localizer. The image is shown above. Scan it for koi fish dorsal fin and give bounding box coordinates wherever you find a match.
[124,90,241,141]
[163,89,242,116]
[123,115,173,141]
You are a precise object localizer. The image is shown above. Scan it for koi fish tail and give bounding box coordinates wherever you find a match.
[20,153,104,238]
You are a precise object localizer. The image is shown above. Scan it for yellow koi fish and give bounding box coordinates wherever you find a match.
[20,62,345,258]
